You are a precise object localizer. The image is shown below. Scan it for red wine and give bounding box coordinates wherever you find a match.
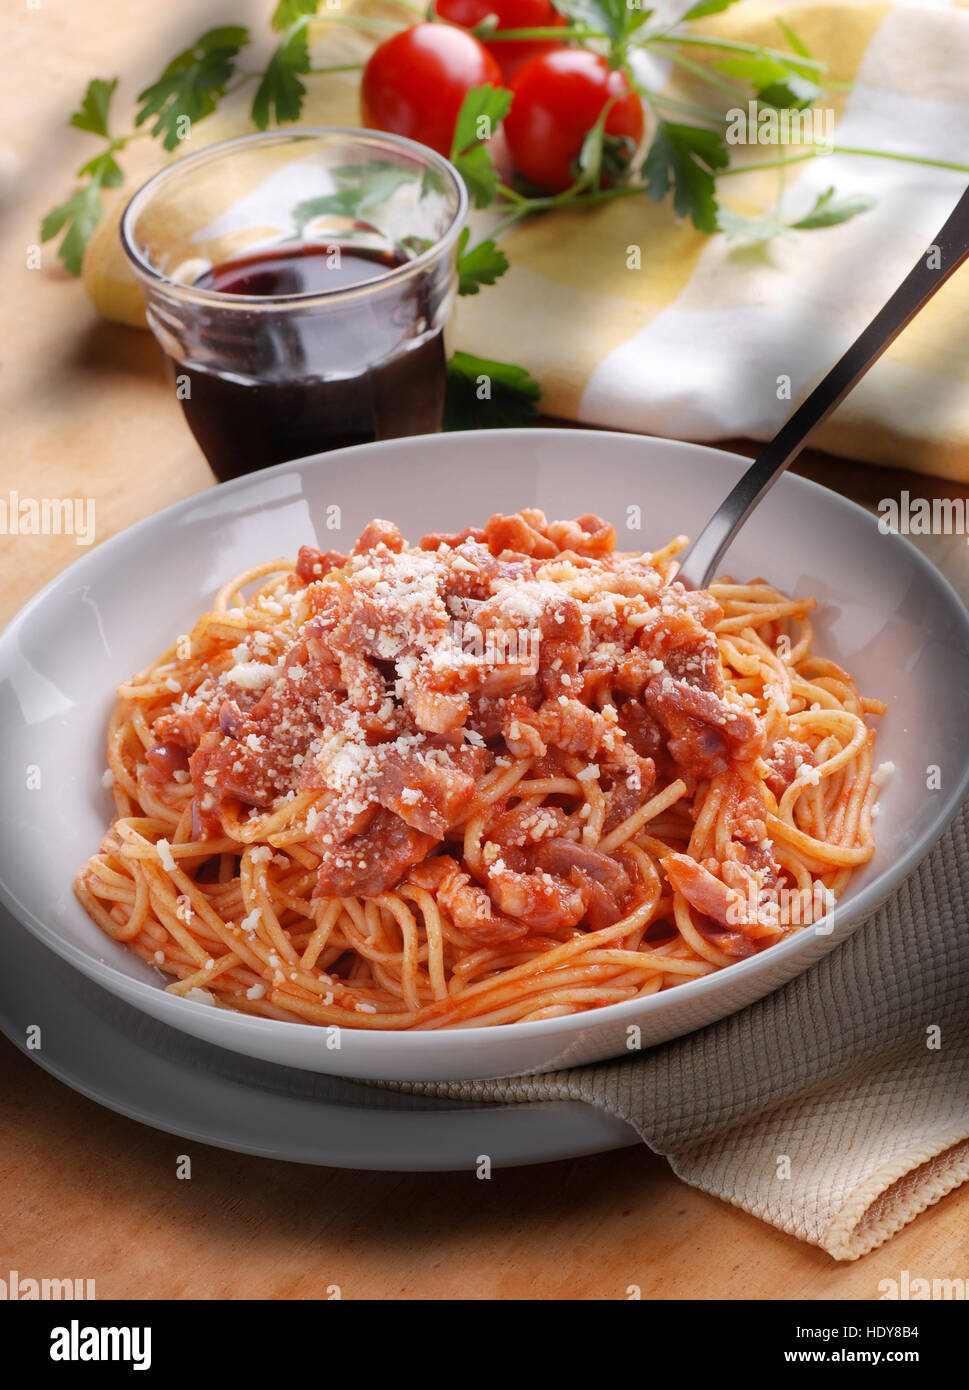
[172,243,447,482]
[197,241,403,296]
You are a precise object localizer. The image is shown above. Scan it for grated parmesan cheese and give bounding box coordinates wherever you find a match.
[225,661,276,690]
[156,839,176,873]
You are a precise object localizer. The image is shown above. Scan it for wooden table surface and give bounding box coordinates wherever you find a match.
[4,0,969,1301]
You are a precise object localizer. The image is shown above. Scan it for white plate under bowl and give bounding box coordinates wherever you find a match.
[2,429,968,1082]
[0,899,636,1169]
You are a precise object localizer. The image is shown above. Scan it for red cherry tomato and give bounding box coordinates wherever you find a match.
[505,50,644,194]
[361,23,504,157]
[434,0,566,82]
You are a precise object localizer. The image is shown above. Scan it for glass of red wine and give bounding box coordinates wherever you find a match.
[121,129,468,481]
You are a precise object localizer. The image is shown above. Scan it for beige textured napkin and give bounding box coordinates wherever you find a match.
[381,802,969,1261]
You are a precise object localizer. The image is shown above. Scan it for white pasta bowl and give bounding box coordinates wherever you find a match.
[2,428,968,1082]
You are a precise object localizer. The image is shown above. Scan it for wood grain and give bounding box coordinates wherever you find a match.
[3,0,969,1300]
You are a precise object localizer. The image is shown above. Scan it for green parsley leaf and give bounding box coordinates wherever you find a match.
[570,93,638,192]
[681,0,744,19]
[719,54,821,109]
[272,0,319,31]
[251,28,310,130]
[40,183,104,276]
[456,229,509,296]
[451,86,513,161]
[450,85,513,210]
[456,144,504,209]
[444,351,541,430]
[717,186,875,244]
[575,108,608,189]
[291,162,420,230]
[70,78,118,138]
[757,73,822,110]
[77,149,123,187]
[716,206,791,244]
[775,17,811,58]
[789,186,875,229]
[137,27,249,151]
[291,191,360,224]
[626,5,654,35]
[554,0,652,43]
[642,120,728,233]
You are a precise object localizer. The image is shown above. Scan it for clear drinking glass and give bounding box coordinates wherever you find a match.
[121,128,468,481]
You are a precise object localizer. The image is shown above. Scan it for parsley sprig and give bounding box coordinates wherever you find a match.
[42,77,129,275]
[444,351,541,430]
[136,27,251,149]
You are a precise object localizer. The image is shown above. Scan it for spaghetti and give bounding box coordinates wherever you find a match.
[75,510,887,1029]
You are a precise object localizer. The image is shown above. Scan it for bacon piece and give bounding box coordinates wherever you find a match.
[573,872,625,929]
[535,594,586,698]
[508,697,608,758]
[429,735,492,782]
[530,837,634,929]
[142,740,190,788]
[665,853,749,927]
[764,738,817,799]
[249,647,339,722]
[502,703,548,758]
[404,684,471,734]
[307,797,377,849]
[637,603,724,694]
[504,698,651,787]
[695,772,783,887]
[680,585,723,628]
[218,699,246,739]
[546,513,616,558]
[295,545,346,584]
[664,853,779,939]
[486,801,569,847]
[486,863,587,933]
[467,694,512,741]
[694,923,758,959]
[450,543,538,599]
[337,650,386,713]
[616,699,664,761]
[353,519,405,554]
[372,747,475,837]
[727,780,770,847]
[644,674,764,780]
[614,650,655,698]
[601,777,644,834]
[484,511,557,559]
[542,699,615,758]
[190,678,351,814]
[152,699,219,751]
[411,856,526,944]
[419,525,488,551]
[665,643,721,693]
[531,837,629,893]
[189,733,278,809]
[313,808,434,898]
[279,627,342,693]
[192,787,228,841]
[475,662,542,702]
